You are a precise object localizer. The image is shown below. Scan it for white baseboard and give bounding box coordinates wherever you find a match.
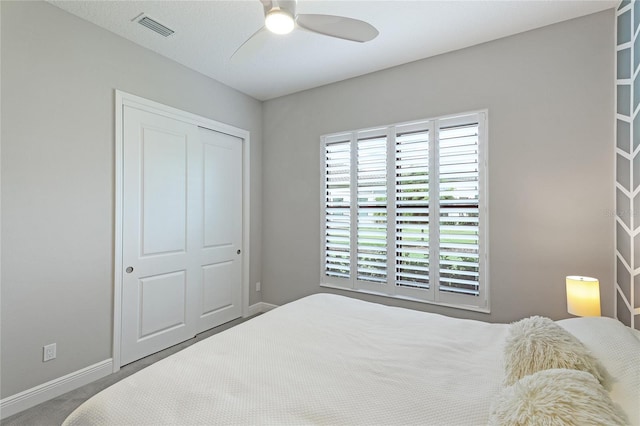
[0,359,113,420]
[261,302,278,312]
[246,301,278,317]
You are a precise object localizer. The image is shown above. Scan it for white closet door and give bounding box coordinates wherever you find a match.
[120,106,243,366]
[196,127,243,333]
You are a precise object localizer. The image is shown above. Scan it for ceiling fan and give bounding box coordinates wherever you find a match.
[231,0,379,61]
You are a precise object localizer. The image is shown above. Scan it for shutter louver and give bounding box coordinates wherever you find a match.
[395,130,430,289]
[438,123,480,296]
[324,140,351,279]
[357,136,387,283]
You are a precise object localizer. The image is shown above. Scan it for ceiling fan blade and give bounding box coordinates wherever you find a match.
[296,14,378,43]
[231,26,269,62]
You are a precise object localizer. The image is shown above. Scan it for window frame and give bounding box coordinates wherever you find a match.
[320,110,489,313]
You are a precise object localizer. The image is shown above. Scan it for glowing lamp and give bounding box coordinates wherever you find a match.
[566,276,601,317]
[265,8,295,35]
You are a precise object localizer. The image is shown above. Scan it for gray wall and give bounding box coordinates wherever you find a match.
[0,1,262,398]
[262,10,614,323]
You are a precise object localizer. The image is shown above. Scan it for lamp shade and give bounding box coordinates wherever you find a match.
[566,276,601,317]
[265,9,295,35]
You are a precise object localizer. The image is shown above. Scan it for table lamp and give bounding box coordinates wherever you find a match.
[566,276,601,317]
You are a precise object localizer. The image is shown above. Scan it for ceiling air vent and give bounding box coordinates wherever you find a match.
[136,15,175,37]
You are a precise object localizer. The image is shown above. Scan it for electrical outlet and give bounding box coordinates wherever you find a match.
[43,343,56,362]
[256,281,261,292]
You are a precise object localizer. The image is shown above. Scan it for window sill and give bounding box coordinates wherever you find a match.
[319,282,491,314]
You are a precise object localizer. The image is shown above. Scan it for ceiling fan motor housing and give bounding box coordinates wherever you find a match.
[262,0,297,17]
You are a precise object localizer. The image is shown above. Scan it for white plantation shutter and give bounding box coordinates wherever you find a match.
[357,134,388,284]
[321,111,487,311]
[324,138,351,280]
[395,128,430,290]
[438,120,481,296]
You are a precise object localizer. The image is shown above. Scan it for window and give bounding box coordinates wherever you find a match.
[321,111,488,311]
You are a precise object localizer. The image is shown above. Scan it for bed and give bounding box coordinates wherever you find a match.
[64,293,640,425]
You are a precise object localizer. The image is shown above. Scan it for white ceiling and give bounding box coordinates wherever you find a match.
[48,0,616,101]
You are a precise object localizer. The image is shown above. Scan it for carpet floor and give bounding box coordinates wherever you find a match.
[1,315,253,426]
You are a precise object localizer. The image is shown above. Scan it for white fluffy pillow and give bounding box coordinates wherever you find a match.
[488,368,627,426]
[503,316,607,386]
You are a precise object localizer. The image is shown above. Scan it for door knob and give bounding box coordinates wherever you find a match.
[237,249,241,255]
[126,266,134,273]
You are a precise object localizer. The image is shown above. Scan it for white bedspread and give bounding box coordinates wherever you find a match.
[64,294,508,425]
[63,294,639,425]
